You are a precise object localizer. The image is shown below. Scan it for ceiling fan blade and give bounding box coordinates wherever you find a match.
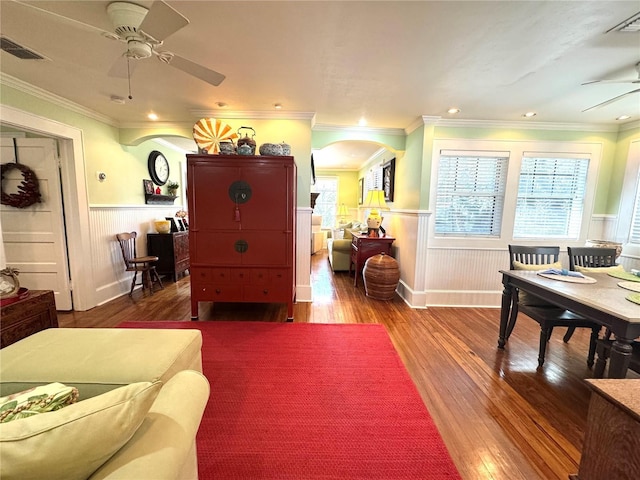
[582,79,640,86]
[160,53,225,86]
[582,88,640,112]
[11,0,112,37]
[139,1,189,42]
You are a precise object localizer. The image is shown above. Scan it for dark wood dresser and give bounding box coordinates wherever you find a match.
[1,290,58,348]
[186,154,296,321]
[147,231,190,282]
[349,234,395,286]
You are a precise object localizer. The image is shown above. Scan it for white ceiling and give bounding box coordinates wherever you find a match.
[1,1,640,169]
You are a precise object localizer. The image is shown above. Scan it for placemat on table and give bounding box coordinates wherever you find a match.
[538,273,597,284]
[618,281,640,293]
[627,293,640,305]
[608,270,640,282]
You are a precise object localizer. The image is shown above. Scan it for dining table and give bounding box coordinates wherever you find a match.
[498,270,640,378]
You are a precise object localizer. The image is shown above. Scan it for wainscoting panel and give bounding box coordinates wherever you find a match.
[91,206,314,306]
[90,205,186,305]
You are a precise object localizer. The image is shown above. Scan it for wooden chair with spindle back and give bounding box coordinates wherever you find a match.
[566,246,632,377]
[507,245,600,368]
[116,232,164,296]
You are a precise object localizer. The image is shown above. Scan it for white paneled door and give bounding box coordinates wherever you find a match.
[1,138,72,310]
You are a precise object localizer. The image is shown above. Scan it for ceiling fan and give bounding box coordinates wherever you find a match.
[582,61,640,112]
[12,0,225,90]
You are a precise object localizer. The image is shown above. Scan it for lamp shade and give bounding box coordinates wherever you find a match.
[362,190,389,210]
[337,204,349,217]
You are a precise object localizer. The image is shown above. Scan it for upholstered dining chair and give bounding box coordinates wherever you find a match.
[116,232,163,296]
[507,245,600,368]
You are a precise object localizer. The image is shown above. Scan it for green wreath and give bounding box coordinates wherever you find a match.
[0,163,42,208]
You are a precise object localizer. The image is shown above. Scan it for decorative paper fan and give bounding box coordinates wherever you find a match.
[193,118,237,154]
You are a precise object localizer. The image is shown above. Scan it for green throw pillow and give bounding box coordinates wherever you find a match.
[513,261,563,307]
[0,383,79,423]
[574,264,624,273]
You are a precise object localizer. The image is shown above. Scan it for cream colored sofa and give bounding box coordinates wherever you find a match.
[327,222,366,271]
[0,328,209,480]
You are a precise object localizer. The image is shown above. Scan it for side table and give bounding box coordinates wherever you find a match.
[1,290,58,348]
[349,234,395,286]
[147,232,190,282]
[570,379,640,480]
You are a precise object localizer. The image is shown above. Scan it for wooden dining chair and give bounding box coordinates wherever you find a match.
[116,232,163,296]
[567,246,617,271]
[507,245,600,368]
[567,246,625,377]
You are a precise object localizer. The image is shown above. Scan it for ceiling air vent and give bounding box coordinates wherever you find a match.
[0,36,46,60]
[607,11,640,32]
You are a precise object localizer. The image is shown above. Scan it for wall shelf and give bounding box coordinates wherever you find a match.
[145,194,177,205]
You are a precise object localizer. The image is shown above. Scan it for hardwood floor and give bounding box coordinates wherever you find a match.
[58,249,634,480]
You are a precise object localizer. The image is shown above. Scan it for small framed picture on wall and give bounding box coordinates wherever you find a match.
[358,178,364,205]
[143,179,154,195]
[382,158,395,202]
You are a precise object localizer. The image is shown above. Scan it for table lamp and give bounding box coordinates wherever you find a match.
[337,204,350,226]
[362,190,389,237]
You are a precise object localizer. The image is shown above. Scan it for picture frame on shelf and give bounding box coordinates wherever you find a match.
[382,158,395,202]
[143,179,154,195]
[358,178,364,205]
[176,219,185,231]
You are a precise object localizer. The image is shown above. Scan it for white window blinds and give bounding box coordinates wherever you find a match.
[514,156,589,239]
[629,171,640,244]
[434,154,508,236]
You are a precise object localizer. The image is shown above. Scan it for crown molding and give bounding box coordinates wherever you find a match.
[0,73,119,127]
[118,121,194,129]
[619,119,640,132]
[189,110,315,121]
[435,118,619,132]
[312,123,406,136]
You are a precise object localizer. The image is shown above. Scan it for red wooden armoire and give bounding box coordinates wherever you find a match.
[186,154,296,321]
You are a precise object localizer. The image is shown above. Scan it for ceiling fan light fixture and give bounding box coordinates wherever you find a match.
[125,39,152,59]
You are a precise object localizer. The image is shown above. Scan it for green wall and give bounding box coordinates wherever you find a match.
[1,84,313,206]
[316,169,360,208]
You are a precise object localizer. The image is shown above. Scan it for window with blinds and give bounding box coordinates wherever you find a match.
[629,171,640,244]
[513,156,589,239]
[311,176,339,229]
[434,154,508,236]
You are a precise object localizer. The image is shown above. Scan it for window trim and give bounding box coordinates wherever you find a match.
[616,139,640,257]
[429,139,602,248]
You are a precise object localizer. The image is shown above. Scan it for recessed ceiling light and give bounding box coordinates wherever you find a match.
[110,95,125,104]
[447,108,460,114]
[523,111,537,118]
[147,113,158,121]
[616,115,631,120]
[358,117,367,127]
[216,101,227,108]
[274,103,283,109]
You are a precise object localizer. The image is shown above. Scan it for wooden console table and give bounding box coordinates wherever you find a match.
[147,232,190,282]
[349,234,395,286]
[1,290,58,348]
[570,379,640,480]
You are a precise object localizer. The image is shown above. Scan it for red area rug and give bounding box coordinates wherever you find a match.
[118,321,460,479]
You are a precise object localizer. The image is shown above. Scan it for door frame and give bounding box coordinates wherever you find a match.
[1,105,96,310]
